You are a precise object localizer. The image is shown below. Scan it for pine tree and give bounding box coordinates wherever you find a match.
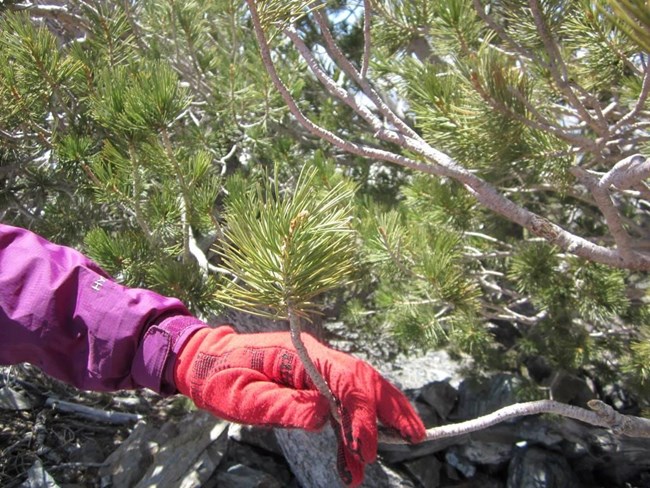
[2,0,650,426]
[242,0,650,399]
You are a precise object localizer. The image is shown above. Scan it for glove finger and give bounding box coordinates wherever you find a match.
[332,418,366,487]
[201,368,330,430]
[375,377,426,443]
[334,378,378,464]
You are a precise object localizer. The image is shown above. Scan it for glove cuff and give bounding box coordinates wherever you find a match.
[134,315,208,395]
[172,325,236,398]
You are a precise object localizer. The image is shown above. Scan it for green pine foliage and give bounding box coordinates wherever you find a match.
[1,1,649,409]
[215,165,357,320]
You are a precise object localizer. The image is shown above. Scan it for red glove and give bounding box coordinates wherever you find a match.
[173,326,425,486]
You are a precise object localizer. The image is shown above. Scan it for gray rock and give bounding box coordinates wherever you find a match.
[453,442,514,465]
[228,423,283,455]
[216,464,283,488]
[276,426,415,487]
[547,371,594,408]
[413,400,440,428]
[403,454,442,488]
[507,447,579,488]
[101,411,228,488]
[455,374,521,420]
[19,460,59,488]
[225,439,294,486]
[379,435,466,464]
[379,350,464,391]
[99,421,158,487]
[445,450,476,478]
[0,386,37,410]
[418,381,458,420]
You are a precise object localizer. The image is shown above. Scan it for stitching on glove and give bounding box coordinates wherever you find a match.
[190,352,231,401]
[278,350,296,387]
[250,349,265,372]
[340,404,355,447]
[332,417,353,485]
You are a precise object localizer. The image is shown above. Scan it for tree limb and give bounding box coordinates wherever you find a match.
[245,0,650,271]
[379,399,650,445]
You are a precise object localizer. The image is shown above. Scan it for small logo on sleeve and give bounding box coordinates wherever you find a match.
[91,277,107,291]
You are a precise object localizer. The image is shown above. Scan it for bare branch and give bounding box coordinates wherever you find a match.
[528,0,608,136]
[312,6,424,143]
[613,65,650,134]
[601,154,650,190]
[45,397,142,425]
[571,166,635,261]
[13,2,88,32]
[379,399,650,444]
[283,26,384,133]
[360,0,372,79]
[246,1,650,271]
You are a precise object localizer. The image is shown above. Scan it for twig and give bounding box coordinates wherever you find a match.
[312,6,424,143]
[360,0,372,79]
[571,165,635,261]
[44,398,142,424]
[528,0,607,136]
[288,309,340,422]
[612,65,650,134]
[379,399,650,444]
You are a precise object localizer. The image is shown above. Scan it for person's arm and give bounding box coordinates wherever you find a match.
[0,224,425,487]
[0,223,206,393]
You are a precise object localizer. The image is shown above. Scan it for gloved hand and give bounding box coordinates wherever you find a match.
[173,326,425,486]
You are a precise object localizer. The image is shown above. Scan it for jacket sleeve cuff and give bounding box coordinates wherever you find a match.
[132,315,208,395]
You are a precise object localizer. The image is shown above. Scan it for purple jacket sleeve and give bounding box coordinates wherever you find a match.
[0,224,207,394]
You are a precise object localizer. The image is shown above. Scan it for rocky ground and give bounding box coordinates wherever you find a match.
[3,351,650,487]
[2,315,650,487]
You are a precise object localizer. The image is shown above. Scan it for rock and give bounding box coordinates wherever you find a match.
[455,374,521,420]
[276,426,415,487]
[380,350,464,391]
[0,386,37,410]
[99,421,158,487]
[19,460,59,488]
[445,450,476,478]
[403,454,442,488]
[418,381,458,420]
[100,411,228,488]
[442,473,504,487]
[134,411,228,488]
[228,423,283,455]
[453,442,513,466]
[523,356,553,384]
[68,437,105,464]
[547,371,594,408]
[216,464,283,488]
[413,400,440,428]
[379,436,466,465]
[225,439,294,486]
[507,447,579,488]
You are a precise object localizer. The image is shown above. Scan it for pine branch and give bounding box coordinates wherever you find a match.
[571,165,635,261]
[246,0,650,270]
[312,5,424,143]
[612,64,650,134]
[160,126,191,262]
[360,0,372,79]
[527,0,608,136]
